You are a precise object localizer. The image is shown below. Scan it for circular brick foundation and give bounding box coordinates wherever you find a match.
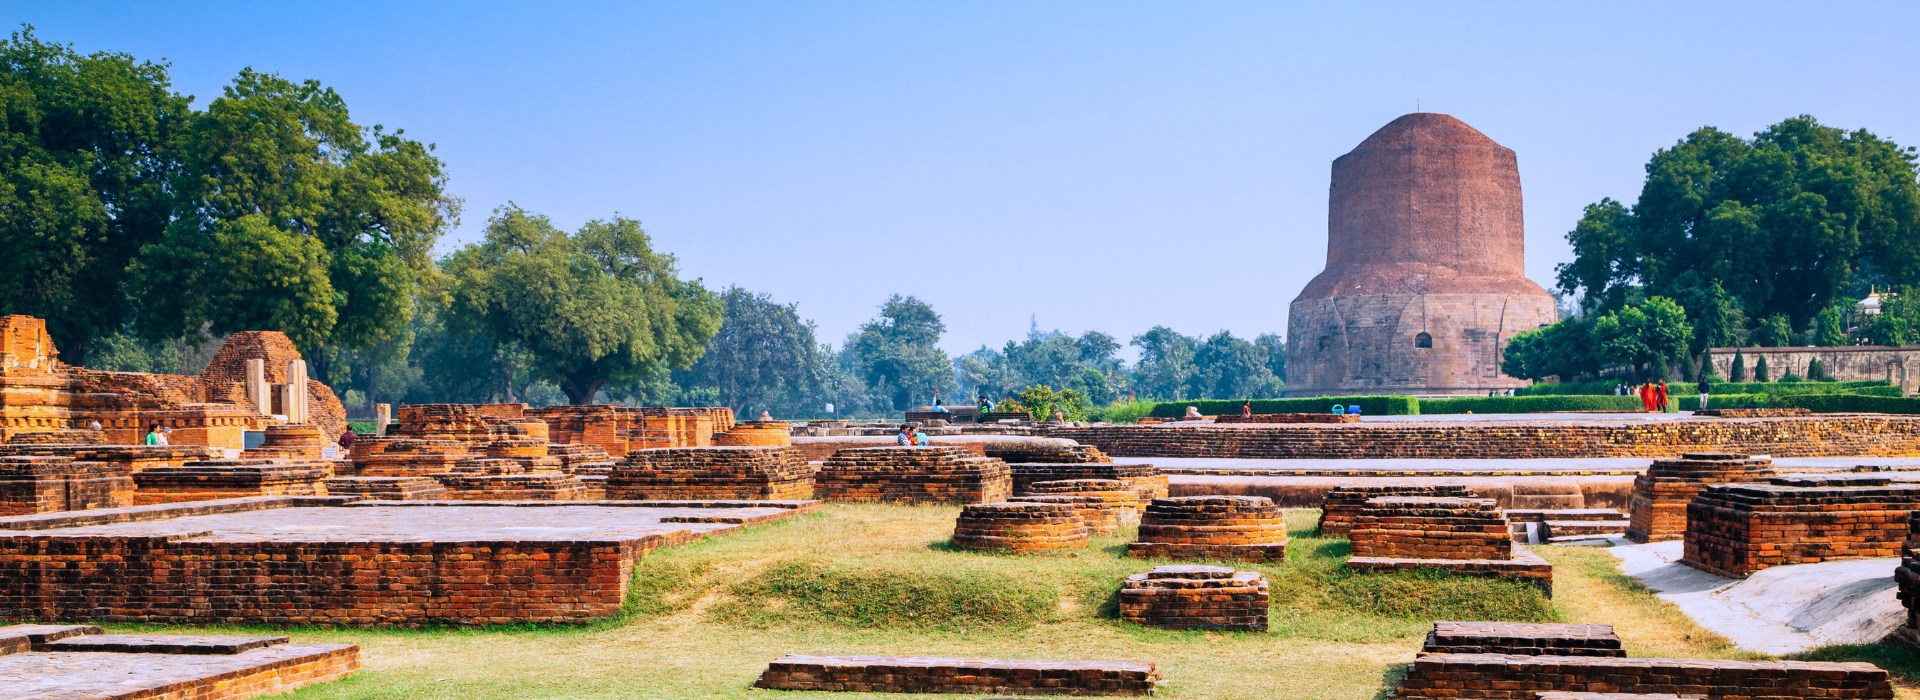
[1128,495,1288,562]
[952,502,1090,553]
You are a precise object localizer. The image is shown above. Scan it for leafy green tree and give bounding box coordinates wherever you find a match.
[1253,333,1287,382]
[844,295,953,411]
[1013,384,1089,423]
[1752,314,1794,347]
[1186,331,1283,399]
[128,67,456,353]
[1500,318,1597,381]
[0,27,192,359]
[1862,289,1920,345]
[1557,116,1920,335]
[676,287,831,417]
[1130,326,1197,400]
[1808,357,1830,381]
[445,206,721,405]
[1810,306,1849,347]
[1591,297,1693,377]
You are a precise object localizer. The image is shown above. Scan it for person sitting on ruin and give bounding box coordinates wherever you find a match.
[338,429,357,450]
[977,394,995,412]
[158,426,172,445]
[143,424,162,446]
[913,427,931,446]
[896,424,916,446]
[1241,401,1252,416]
[1183,406,1203,420]
[758,410,773,421]
[930,395,949,414]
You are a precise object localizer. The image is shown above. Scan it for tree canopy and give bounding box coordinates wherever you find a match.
[445,206,721,405]
[843,295,954,411]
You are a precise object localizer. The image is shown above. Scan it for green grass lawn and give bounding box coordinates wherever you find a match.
[98,505,1916,699]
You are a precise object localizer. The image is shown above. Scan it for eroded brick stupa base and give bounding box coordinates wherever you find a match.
[1118,565,1269,631]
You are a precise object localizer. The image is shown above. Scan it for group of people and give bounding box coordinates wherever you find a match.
[142,425,171,445]
[895,423,931,446]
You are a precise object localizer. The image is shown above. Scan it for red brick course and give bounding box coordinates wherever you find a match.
[1128,495,1288,563]
[951,502,1090,553]
[608,446,813,500]
[815,447,1012,505]
[1627,454,1777,543]
[1682,475,1920,577]
[1117,565,1268,631]
[1392,653,1892,700]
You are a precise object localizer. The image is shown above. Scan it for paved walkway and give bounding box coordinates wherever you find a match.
[1607,540,1901,654]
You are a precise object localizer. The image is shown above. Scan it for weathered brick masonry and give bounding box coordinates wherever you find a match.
[1346,496,1552,594]
[1009,464,1167,508]
[0,456,132,516]
[0,497,812,626]
[1318,484,1476,537]
[1392,653,1892,700]
[1627,454,1777,543]
[131,460,332,504]
[608,446,813,500]
[1421,622,1623,657]
[1128,495,1288,562]
[1682,475,1920,577]
[951,502,1090,552]
[1050,417,1920,459]
[753,654,1159,696]
[1896,511,1920,647]
[1117,565,1268,631]
[815,447,1012,504]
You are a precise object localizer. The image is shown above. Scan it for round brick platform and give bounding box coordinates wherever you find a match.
[952,502,1091,553]
[1127,495,1288,562]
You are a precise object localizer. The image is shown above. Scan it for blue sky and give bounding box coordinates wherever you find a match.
[9,2,1919,357]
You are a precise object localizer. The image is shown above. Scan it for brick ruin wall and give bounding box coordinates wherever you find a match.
[1117,565,1268,631]
[1348,497,1512,561]
[607,446,813,500]
[814,447,1012,505]
[130,461,333,505]
[1897,511,1920,646]
[0,456,132,516]
[1319,484,1476,537]
[951,502,1090,552]
[1421,622,1623,657]
[1393,653,1892,700]
[1009,463,1167,507]
[1049,417,1920,460]
[753,655,1158,696]
[1128,495,1288,562]
[1627,454,1778,543]
[1683,476,1920,577]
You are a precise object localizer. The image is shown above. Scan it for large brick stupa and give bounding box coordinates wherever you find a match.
[1285,113,1558,396]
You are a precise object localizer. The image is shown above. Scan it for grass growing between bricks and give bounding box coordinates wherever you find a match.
[92,504,1900,699]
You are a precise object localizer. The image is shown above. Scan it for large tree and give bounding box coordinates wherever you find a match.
[128,68,456,353]
[1591,297,1693,378]
[843,295,954,411]
[1186,331,1283,399]
[676,287,831,417]
[1557,116,1920,336]
[1130,326,1197,400]
[445,206,721,405]
[0,27,191,359]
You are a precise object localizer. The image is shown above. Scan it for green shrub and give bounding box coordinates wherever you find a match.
[1771,394,1920,414]
[1522,379,1889,396]
[1146,395,1419,417]
[1420,395,1648,414]
[1090,399,1156,424]
[347,420,377,435]
[1701,393,1770,410]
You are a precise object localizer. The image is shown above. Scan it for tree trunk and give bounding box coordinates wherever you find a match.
[560,373,603,406]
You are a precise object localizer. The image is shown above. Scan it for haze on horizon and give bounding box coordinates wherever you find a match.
[12,1,1919,357]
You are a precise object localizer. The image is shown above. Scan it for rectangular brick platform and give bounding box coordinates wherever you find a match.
[322,476,449,500]
[1318,484,1476,537]
[1128,495,1288,563]
[0,496,814,626]
[1683,475,1920,577]
[131,460,333,504]
[753,654,1159,695]
[1346,496,1553,595]
[0,623,359,699]
[0,456,133,516]
[608,446,813,500]
[1392,653,1892,700]
[1421,622,1623,657]
[1627,453,1777,543]
[1008,463,1168,507]
[815,447,1011,504]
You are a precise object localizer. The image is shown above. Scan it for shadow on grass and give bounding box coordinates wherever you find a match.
[1370,662,1409,700]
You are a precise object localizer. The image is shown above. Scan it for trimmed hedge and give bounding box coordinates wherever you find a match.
[1519,379,1889,396]
[1419,395,1652,414]
[1772,394,1920,414]
[1146,396,1420,417]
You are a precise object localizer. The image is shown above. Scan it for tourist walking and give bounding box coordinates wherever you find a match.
[1697,378,1711,412]
[1655,380,1669,412]
[1637,381,1654,412]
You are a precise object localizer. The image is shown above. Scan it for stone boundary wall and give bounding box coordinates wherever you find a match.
[1393,653,1893,700]
[753,654,1159,696]
[1050,417,1920,459]
[1709,345,1920,394]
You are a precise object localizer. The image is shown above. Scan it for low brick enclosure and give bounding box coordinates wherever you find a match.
[951,502,1090,552]
[714,420,792,447]
[1627,454,1778,543]
[1696,408,1813,418]
[815,447,1012,504]
[0,623,360,700]
[131,460,332,504]
[1049,416,1920,459]
[1010,463,1168,507]
[1318,484,1476,537]
[607,446,813,500]
[1346,496,1553,595]
[1008,494,1120,534]
[1391,653,1893,700]
[753,654,1160,696]
[1117,565,1269,631]
[1214,413,1360,424]
[1896,512,1920,647]
[0,455,132,516]
[1421,622,1623,657]
[1128,495,1288,562]
[1682,474,1920,577]
[0,496,815,626]
[0,444,223,474]
[981,438,1111,464]
[322,476,448,500]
